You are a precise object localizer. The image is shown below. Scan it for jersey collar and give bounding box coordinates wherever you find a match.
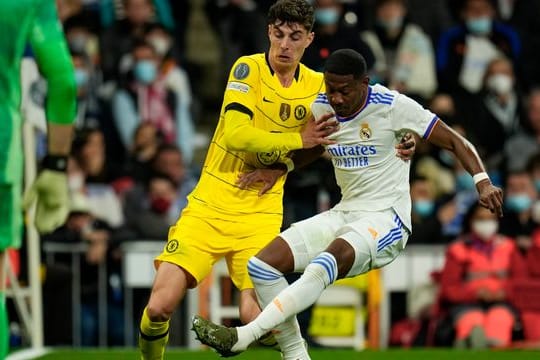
[336,86,372,123]
[265,53,300,81]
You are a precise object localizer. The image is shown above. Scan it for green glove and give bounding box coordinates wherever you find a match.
[23,169,70,234]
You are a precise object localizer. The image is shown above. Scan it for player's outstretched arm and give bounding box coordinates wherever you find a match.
[426,119,504,217]
[223,110,338,153]
[23,0,77,234]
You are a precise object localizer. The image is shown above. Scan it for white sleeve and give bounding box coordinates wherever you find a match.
[391,94,439,139]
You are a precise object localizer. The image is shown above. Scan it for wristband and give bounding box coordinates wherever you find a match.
[42,154,68,172]
[473,172,490,185]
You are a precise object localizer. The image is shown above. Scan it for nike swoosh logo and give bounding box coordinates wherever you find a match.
[263,97,274,103]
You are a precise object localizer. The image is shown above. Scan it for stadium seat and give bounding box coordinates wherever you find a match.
[309,284,366,350]
[209,259,239,325]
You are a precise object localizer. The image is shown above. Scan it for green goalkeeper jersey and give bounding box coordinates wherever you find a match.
[0,0,76,183]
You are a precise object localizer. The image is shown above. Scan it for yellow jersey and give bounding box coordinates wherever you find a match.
[186,53,324,223]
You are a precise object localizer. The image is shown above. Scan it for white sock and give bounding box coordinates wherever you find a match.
[248,257,309,359]
[233,252,338,352]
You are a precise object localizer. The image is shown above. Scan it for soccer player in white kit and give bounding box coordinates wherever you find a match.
[192,49,504,358]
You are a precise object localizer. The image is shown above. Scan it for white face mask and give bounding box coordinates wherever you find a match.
[148,37,171,57]
[68,173,85,191]
[471,219,498,241]
[486,74,513,95]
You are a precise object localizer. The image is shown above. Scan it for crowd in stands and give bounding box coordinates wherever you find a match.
[21,0,540,349]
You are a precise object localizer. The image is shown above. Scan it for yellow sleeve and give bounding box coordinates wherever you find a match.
[223,110,303,152]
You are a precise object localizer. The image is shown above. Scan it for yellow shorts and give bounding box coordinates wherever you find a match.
[155,211,280,290]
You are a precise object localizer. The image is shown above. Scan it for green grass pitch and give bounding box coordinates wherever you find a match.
[34,348,540,360]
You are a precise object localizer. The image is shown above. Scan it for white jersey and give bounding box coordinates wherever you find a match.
[311,84,438,231]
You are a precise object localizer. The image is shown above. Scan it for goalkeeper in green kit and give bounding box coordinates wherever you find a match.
[0,0,76,355]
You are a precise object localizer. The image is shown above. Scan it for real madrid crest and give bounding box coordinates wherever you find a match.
[360,123,372,140]
[280,103,291,121]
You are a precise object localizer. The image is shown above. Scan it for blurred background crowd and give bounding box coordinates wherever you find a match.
[14,0,540,351]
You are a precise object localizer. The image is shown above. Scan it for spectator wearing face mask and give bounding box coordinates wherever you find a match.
[149,144,197,212]
[112,40,195,165]
[408,176,448,244]
[144,24,195,141]
[100,0,159,82]
[489,0,540,91]
[302,0,375,73]
[504,90,540,174]
[458,57,524,174]
[64,15,101,67]
[70,49,104,130]
[436,0,521,95]
[500,171,539,245]
[440,202,516,348]
[361,0,437,101]
[122,144,197,239]
[411,94,460,196]
[123,173,181,240]
[428,124,480,240]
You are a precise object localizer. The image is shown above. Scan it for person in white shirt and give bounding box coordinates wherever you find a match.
[191,49,503,358]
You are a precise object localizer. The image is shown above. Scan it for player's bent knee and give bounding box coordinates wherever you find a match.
[146,285,185,321]
[145,300,175,322]
[337,232,373,277]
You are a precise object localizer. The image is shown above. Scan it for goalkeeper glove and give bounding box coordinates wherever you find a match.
[23,155,70,234]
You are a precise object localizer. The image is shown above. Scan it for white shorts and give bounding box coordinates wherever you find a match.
[280,208,409,277]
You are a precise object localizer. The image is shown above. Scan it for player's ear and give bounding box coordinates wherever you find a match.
[305,31,315,48]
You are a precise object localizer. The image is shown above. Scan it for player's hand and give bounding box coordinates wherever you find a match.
[476,180,504,218]
[23,169,70,234]
[300,113,339,149]
[237,168,285,196]
[395,132,416,161]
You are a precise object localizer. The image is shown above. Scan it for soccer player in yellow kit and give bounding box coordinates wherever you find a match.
[139,1,413,359]
[139,1,336,359]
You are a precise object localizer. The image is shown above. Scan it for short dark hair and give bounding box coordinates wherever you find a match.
[324,49,367,79]
[132,39,157,56]
[375,0,406,9]
[268,0,314,32]
[462,201,485,235]
[461,0,495,11]
[146,172,178,191]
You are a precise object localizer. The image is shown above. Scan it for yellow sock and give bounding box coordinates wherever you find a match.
[139,307,170,360]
